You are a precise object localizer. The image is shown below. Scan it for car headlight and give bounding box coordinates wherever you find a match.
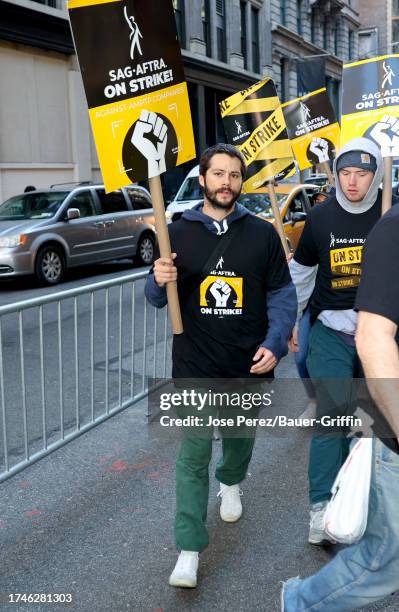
[0,234,26,247]
[165,210,173,220]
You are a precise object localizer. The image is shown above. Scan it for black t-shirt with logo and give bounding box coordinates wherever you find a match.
[355,205,399,454]
[294,192,383,320]
[168,215,291,378]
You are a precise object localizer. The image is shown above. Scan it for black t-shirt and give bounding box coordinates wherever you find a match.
[294,193,383,320]
[168,214,291,378]
[355,204,399,454]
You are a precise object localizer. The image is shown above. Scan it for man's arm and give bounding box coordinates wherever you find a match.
[356,311,399,439]
[289,259,317,323]
[144,253,177,309]
[261,282,297,359]
[250,282,297,375]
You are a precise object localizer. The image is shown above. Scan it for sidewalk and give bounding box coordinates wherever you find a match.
[0,358,398,612]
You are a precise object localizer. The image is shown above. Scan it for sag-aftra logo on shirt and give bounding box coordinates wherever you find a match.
[199,258,244,317]
[329,234,365,289]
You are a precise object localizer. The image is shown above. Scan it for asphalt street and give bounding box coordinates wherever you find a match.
[0,350,398,612]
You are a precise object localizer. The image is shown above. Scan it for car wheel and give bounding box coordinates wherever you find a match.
[136,233,155,266]
[35,245,65,285]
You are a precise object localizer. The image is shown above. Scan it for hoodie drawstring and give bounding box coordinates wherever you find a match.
[213,219,229,235]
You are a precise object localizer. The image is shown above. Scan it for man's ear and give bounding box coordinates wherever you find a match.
[198,174,205,188]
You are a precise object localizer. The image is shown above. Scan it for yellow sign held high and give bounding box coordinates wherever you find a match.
[220,78,295,191]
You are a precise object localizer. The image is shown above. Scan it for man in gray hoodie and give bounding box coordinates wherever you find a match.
[288,137,390,545]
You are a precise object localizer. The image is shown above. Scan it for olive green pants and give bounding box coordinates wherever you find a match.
[174,399,258,552]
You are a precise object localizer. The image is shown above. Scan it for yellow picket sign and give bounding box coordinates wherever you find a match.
[341,54,399,156]
[220,78,295,192]
[68,0,196,192]
[282,88,340,170]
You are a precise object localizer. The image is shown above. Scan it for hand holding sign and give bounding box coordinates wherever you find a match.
[309,137,330,163]
[370,114,399,157]
[131,110,168,177]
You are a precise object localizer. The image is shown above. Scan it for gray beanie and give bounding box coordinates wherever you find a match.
[336,150,377,173]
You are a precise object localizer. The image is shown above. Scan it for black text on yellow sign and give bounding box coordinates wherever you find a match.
[68,0,196,191]
[341,54,399,157]
[220,79,295,190]
[282,88,340,170]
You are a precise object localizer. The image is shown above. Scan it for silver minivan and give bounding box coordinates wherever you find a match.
[0,183,157,285]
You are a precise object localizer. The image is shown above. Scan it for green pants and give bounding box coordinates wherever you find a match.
[174,399,258,552]
[306,320,361,504]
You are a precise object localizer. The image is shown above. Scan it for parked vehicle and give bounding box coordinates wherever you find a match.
[0,182,157,285]
[304,173,329,187]
[239,183,320,252]
[166,165,203,221]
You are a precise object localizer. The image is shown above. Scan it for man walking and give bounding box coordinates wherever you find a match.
[288,136,394,544]
[145,143,297,587]
[281,193,399,611]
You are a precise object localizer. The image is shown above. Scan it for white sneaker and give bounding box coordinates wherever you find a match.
[168,550,198,588]
[308,502,335,545]
[217,483,243,522]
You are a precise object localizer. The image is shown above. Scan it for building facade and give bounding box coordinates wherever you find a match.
[271,0,360,115]
[0,0,361,200]
[357,0,399,59]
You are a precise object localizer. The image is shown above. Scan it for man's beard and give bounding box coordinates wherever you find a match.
[203,181,241,211]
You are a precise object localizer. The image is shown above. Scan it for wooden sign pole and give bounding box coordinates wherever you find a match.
[149,175,183,335]
[267,181,290,257]
[382,157,393,216]
[319,161,335,188]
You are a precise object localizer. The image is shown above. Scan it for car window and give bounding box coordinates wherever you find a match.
[96,189,128,213]
[0,192,67,220]
[238,193,285,218]
[176,177,202,201]
[284,196,304,222]
[68,191,97,218]
[125,187,152,210]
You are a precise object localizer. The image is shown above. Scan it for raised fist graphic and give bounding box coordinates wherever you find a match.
[210,279,231,307]
[131,110,168,177]
[309,137,329,163]
[370,115,399,157]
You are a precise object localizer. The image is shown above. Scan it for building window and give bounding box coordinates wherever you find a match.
[32,0,58,6]
[173,0,186,48]
[240,1,248,69]
[202,0,211,57]
[326,76,340,119]
[349,30,355,60]
[310,8,316,44]
[280,58,286,102]
[251,6,260,73]
[280,0,286,26]
[297,0,302,36]
[333,23,339,56]
[358,29,378,58]
[393,1,399,44]
[323,19,328,50]
[216,0,226,62]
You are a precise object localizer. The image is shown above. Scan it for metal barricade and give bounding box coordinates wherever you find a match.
[0,271,171,482]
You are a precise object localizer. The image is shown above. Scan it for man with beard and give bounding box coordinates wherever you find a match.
[145,143,297,587]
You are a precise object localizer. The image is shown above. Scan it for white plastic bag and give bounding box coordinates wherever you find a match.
[324,437,373,544]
